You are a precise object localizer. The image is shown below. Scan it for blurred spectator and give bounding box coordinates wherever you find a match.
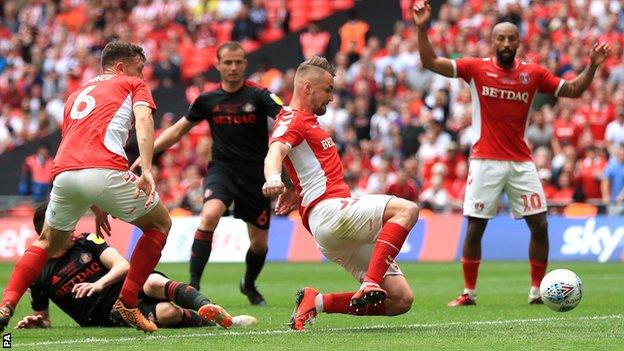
[299,23,331,60]
[419,175,449,212]
[18,143,53,201]
[526,109,553,150]
[601,146,624,215]
[339,9,369,57]
[605,104,624,154]
[386,168,419,201]
[576,145,607,202]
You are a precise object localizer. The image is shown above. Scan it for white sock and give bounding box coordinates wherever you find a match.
[463,288,476,298]
[314,293,324,313]
[529,286,540,297]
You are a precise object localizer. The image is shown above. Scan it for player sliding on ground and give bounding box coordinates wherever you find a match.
[412,0,611,306]
[13,203,245,330]
[262,56,419,331]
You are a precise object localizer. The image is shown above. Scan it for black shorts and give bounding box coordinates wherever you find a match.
[203,159,271,230]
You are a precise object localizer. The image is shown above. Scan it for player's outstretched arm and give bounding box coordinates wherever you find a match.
[559,43,611,98]
[263,142,289,197]
[413,0,454,77]
[15,310,50,329]
[71,248,129,299]
[154,116,197,154]
[131,116,198,171]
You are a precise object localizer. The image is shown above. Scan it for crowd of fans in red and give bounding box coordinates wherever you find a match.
[3,0,624,216]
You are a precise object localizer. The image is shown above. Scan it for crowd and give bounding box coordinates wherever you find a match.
[3,0,624,216]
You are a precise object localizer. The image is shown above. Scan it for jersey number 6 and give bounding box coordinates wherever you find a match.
[70,85,97,120]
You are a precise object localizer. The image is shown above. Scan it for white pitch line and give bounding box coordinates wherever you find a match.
[18,314,623,348]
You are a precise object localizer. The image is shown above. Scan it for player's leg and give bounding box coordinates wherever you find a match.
[189,199,228,289]
[352,196,419,308]
[289,245,412,331]
[140,302,209,328]
[506,161,549,304]
[97,170,170,332]
[232,164,271,305]
[141,272,232,328]
[240,223,269,305]
[189,167,234,290]
[525,213,549,303]
[449,159,505,307]
[1,170,93,332]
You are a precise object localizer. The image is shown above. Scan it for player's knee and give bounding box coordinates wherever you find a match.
[143,274,167,295]
[528,216,548,238]
[155,303,182,326]
[200,210,221,228]
[387,293,414,316]
[404,201,419,222]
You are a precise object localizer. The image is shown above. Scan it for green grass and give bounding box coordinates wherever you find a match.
[2,261,622,350]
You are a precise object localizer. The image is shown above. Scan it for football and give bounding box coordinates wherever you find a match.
[539,269,584,312]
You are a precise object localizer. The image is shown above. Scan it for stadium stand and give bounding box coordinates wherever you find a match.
[1,0,623,216]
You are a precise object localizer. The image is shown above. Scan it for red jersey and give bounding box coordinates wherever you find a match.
[52,74,156,177]
[452,57,564,161]
[270,107,350,229]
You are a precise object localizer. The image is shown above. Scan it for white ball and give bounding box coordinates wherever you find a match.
[232,315,258,327]
[539,269,584,312]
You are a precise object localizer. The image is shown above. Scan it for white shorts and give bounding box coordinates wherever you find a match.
[46,168,160,231]
[463,159,546,219]
[308,195,402,282]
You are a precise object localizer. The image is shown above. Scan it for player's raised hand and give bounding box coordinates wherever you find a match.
[274,188,298,215]
[589,43,611,66]
[15,314,50,329]
[413,0,431,28]
[262,173,285,198]
[135,171,156,208]
[91,206,111,239]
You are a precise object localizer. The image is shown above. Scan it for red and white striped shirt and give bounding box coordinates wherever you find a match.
[53,74,156,177]
[270,107,350,230]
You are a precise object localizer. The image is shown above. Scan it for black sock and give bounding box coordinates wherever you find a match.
[189,229,213,290]
[170,308,213,328]
[244,248,268,288]
[164,280,211,311]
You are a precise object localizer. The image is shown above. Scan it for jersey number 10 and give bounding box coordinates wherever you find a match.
[70,85,97,120]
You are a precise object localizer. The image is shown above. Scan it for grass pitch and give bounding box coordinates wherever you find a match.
[2,261,622,350]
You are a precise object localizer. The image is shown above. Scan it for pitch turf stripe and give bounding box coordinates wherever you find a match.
[18,314,623,347]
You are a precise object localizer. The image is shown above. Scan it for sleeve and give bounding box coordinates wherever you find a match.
[451,57,481,81]
[601,164,613,180]
[259,89,283,118]
[82,233,110,257]
[537,65,565,96]
[132,79,157,111]
[270,112,305,148]
[30,283,50,312]
[185,94,211,122]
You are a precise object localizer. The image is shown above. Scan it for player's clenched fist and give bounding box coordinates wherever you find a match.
[412,0,431,28]
[262,173,285,197]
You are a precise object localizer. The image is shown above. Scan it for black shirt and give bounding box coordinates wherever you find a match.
[186,81,283,163]
[30,234,122,327]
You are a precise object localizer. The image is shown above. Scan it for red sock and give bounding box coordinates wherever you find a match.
[461,257,480,290]
[363,222,409,284]
[322,292,387,315]
[530,259,548,288]
[1,246,48,307]
[120,229,167,307]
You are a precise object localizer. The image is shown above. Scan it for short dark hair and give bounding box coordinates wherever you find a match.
[101,41,146,69]
[33,202,48,236]
[216,41,245,61]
